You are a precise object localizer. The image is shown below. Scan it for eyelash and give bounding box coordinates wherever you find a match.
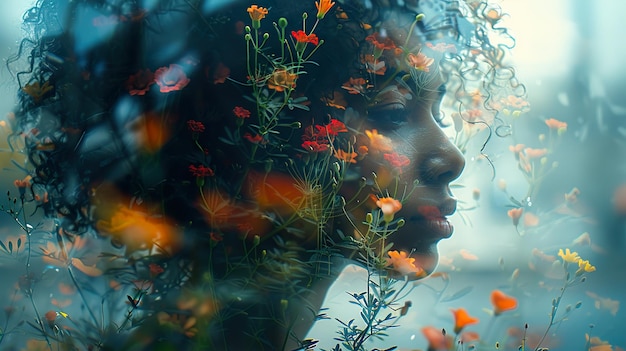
[367,109,409,130]
[368,86,447,130]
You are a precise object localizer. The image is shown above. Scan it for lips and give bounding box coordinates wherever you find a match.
[405,203,456,241]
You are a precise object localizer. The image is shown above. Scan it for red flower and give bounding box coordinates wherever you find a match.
[325,119,347,136]
[302,140,329,152]
[154,64,190,93]
[125,69,155,95]
[384,152,410,171]
[243,132,263,143]
[365,33,396,51]
[186,120,205,133]
[291,30,319,45]
[189,164,214,177]
[233,106,251,119]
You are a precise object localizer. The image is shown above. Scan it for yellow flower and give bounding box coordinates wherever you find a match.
[375,196,402,222]
[557,248,580,263]
[365,129,393,152]
[247,5,268,28]
[315,0,336,19]
[577,259,596,273]
[386,250,425,279]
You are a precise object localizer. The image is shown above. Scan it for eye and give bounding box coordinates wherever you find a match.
[431,85,447,127]
[367,107,409,130]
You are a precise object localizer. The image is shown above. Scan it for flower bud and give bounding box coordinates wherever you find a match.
[278,17,288,28]
[415,13,425,21]
[359,177,367,188]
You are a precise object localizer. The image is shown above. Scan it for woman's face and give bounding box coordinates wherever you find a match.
[345,78,465,276]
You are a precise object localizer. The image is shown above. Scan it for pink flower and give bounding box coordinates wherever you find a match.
[154,64,190,93]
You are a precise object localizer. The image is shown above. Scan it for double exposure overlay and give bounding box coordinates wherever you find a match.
[0,0,625,350]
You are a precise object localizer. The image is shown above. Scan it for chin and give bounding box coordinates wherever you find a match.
[393,233,447,281]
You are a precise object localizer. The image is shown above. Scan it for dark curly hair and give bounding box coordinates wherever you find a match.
[7,0,524,349]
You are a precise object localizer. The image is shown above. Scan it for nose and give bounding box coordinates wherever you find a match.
[416,129,465,186]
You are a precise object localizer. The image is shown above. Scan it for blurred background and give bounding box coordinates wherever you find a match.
[1,0,625,350]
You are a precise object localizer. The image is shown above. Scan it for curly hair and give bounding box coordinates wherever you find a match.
[7,0,524,348]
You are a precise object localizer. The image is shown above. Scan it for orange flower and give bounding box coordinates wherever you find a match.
[334,148,357,163]
[407,52,435,72]
[507,207,523,226]
[247,5,268,28]
[545,118,567,130]
[342,77,371,95]
[508,143,525,154]
[357,145,369,158]
[376,197,402,222]
[490,290,517,316]
[365,129,393,152]
[523,212,539,227]
[267,68,297,92]
[421,326,453,350]
[523,147,547,159]
[386,250,425,279]
[315,0,336,19]
[451,308,479,334]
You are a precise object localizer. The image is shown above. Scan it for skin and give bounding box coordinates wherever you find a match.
[15,1,466,349]
[291,80,465,348]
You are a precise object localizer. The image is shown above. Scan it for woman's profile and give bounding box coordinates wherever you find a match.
[7,0,520,349]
